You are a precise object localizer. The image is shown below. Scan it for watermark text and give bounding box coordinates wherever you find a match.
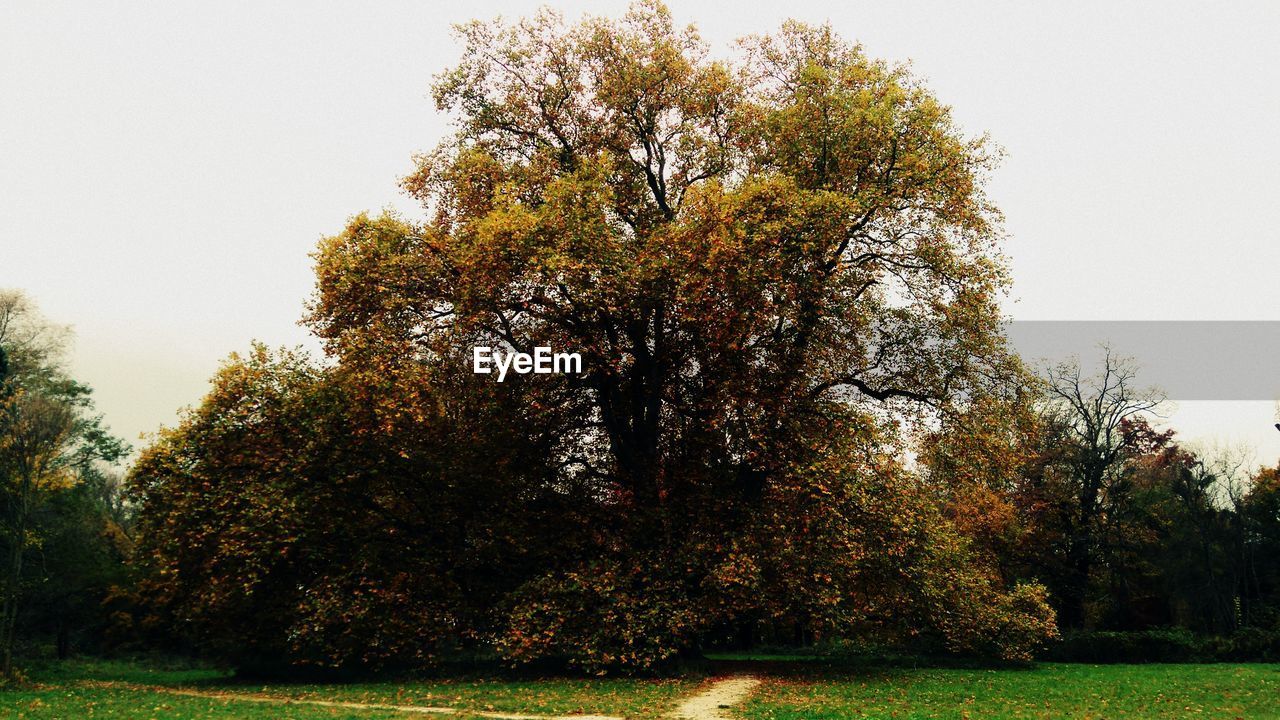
[473,346,582,381]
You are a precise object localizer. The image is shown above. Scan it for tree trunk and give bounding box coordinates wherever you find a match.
[56,619,70,660]
[1061,472,1101,630]
[1060,530,1091,629]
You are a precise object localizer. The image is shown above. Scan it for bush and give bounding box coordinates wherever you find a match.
[1047,628,1280,663]
[495,557,705,674]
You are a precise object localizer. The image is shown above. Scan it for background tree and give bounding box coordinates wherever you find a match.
[1,392,75,674]
[1027,351,1270,635]
[1091,418,1234,631]
[23,465,134,659]
[0,290,126,676]
[1241,463,1280,629]
[1037,350,1163,629]
[1163,443,1252,632]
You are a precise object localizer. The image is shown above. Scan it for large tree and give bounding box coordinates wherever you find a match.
[136,2,1055,672]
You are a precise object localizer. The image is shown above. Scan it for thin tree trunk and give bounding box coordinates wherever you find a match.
[56,618,69,660]
[1061,531,1092,629]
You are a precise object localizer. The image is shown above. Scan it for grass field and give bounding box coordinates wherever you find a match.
[6,658,693,719]
[4,657,1279,719]
[740,662,1280,719]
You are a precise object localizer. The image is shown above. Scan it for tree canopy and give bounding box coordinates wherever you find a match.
[132,1,1057,672]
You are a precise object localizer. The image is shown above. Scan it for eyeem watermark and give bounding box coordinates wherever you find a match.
[473,346,582,381]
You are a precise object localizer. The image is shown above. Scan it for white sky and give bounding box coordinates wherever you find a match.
[3,1,1279,464]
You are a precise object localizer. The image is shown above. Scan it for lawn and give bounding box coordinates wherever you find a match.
[739,662,1280,719]
[7,684,413,720]
[5,657,1280,719]
[5,658,693,719]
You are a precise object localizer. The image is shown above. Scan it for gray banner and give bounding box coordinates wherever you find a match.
[1005,321,1280,401]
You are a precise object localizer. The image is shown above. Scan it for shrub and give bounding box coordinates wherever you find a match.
[1047,628,1280,663]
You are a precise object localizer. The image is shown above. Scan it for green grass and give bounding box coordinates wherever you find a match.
[6,685,414,720]
[8,657,1280,719]
[201,677,690,716]
[4,657,693,719]
[738,662,1280,719]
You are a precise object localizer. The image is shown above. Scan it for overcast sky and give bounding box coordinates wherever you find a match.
[3,1,1279,463]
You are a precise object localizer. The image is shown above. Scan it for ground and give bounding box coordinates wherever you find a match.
[737,662,1280,719]
[3,657,1279,719]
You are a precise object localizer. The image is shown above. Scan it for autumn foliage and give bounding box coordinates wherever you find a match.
[130,2,1057,672]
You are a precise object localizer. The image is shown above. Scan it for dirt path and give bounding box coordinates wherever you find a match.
[670,676,760,719]
[76,680,623,720]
